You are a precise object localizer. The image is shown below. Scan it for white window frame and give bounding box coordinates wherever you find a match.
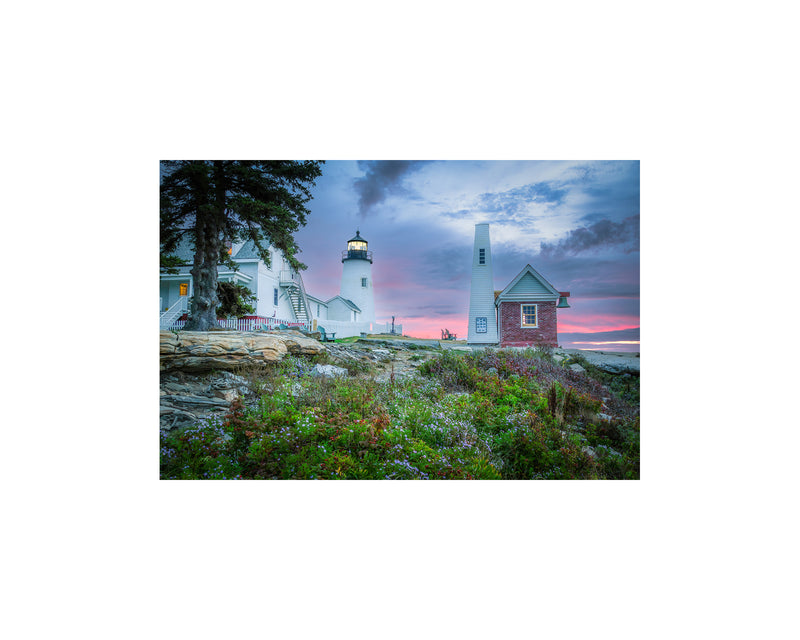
[361,277,368,288]
[479,248,486,265]
[273,288,279,306]
[475,316,487,333]
[521,304,538,328]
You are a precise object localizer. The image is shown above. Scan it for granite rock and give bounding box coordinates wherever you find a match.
[160,330,324,372]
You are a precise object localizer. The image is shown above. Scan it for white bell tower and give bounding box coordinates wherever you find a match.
[340,230,375,324]
[467,223,499,344]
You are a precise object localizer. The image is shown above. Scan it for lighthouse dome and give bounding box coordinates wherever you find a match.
[347,230,367,246]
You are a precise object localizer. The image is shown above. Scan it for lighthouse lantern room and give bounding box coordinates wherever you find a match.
[342,230,372,263]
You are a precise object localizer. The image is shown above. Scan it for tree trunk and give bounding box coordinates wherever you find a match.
[184,163,224,331]
[186,252,219,330]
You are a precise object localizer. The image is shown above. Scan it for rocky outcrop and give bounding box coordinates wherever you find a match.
[160,371,252,431]
[160,330,325,372]
[311,364,348,378]
[323,341,436,382]
[559,349,640,375]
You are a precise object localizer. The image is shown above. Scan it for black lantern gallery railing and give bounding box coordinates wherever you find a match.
[342,249,373,263]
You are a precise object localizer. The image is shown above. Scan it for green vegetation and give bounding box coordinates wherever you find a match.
[567,353,640,407]
[215,281,256,318]
[160,349,639,480]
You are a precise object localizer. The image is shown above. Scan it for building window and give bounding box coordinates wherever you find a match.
[273,288,279,306]
[316,304,320,315]
[521,304,538,327]
[179,283,188,296]
[476,317,487,333]
[361,277,368,288]
[479,248,486,265]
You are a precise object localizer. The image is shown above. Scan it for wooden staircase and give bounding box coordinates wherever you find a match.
[160,296,188,329]
[280,271,311,326]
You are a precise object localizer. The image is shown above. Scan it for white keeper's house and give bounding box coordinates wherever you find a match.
[160,230,399,338]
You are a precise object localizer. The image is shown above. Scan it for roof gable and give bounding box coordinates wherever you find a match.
[305,294,328,306]
[232,239,260,259]
[325,295,361,312]
[233,238,277,261]
[496,264,560,304]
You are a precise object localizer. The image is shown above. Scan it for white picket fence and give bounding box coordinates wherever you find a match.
[161,315,402,338]
[163,316,309,332]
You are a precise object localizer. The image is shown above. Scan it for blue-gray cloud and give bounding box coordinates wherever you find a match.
[539,216,639,258]
[421,244,472,286]
[567,161,640,223]
[442,180,567,222]
[475,181,567,216]
[353,161,428,217]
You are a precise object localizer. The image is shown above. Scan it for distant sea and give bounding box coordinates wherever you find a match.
[559,340,640,353]
[559,328,640,353]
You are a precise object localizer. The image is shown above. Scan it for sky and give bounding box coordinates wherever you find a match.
[294,160,640,351]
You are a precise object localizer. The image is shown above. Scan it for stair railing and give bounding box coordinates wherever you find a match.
[160,295,188,328]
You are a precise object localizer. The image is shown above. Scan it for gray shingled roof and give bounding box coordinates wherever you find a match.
[166,236,270,262]
[233,238,267,260]
[169,236,196,262]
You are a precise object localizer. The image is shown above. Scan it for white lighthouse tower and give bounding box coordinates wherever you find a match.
[467,223,499,344]
[340,230,376,325]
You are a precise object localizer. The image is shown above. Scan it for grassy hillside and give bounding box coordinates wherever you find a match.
[160,348,639,480]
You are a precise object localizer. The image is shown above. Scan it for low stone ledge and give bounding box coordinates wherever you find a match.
[161,394,230,407]
[160,330,325,372]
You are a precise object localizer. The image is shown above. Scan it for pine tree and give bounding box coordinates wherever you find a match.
[160,160,324,330]
[216,281,256,318]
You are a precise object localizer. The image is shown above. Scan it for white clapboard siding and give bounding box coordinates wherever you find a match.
[499,272,558,300]
[467,223,499,343]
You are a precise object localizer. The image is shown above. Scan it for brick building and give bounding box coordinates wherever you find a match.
[494,264,569,348]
